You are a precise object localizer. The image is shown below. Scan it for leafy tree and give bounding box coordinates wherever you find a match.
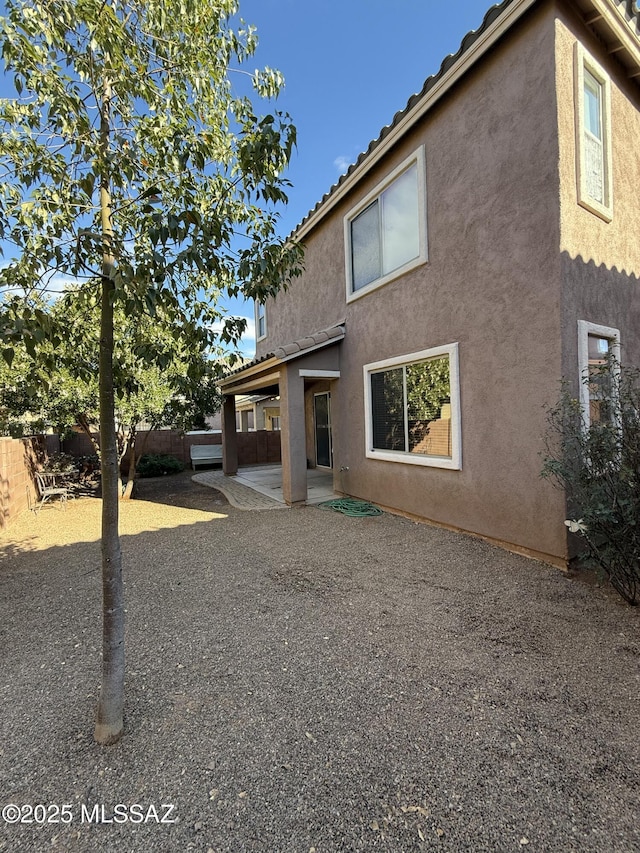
[0,343,37,437]
[0,0,302,743]
[1,287,226,495]
[406,357,450,450]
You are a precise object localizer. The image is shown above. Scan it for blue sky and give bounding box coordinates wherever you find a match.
[229,0,493,356]
[0,0,494,356]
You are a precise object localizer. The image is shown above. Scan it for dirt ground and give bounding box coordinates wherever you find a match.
[0,471,638,852]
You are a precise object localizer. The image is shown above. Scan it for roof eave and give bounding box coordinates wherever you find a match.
[219,355,281,391]
[219,323,346,394]
[577,0,640,77]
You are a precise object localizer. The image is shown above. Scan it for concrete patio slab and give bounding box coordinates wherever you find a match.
[194,464,336,508]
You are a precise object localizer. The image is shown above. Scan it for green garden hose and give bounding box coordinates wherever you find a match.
[318,498,383,517]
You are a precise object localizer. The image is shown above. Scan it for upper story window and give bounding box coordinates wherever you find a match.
[363,343,461,470]
[577,320,620,426]
[255,300,267,342]
[574,43,613,222]
[345,147,427,302]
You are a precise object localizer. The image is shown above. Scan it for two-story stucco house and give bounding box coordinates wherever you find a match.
[219,0,640,567]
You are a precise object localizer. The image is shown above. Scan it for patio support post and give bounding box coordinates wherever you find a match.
[280,364,307,505]
[222,395,238,475]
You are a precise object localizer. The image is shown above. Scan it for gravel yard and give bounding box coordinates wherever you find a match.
[0,472,638,852]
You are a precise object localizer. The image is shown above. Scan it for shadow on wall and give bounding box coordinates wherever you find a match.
[0,436,43,532]
[0,474,9,530]
[560,251,640,391]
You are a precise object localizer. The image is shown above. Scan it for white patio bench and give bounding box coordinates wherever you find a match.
[190,444,223,471]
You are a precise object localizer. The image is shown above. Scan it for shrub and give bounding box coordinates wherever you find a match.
[77,453,99,475]
[42,451,75,473]
[136,453,184,478]
[542,355,640,605]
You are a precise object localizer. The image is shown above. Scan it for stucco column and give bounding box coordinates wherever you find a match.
[279,365,307,505]
[222,395,238,475]
[240,410,249,433]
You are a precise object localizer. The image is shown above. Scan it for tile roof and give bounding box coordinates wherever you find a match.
[273,323,345,360]
[220,323,345,382]
[220,351,277,382]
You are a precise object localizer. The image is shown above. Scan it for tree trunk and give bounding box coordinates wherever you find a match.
[77,412,101,457]
[121,437,137,501]
[94,77,124,746]
[121,426,152,501]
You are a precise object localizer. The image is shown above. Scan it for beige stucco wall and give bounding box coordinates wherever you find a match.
[556,4,640,274]
[259,2,572,562]
[555,3,640,378]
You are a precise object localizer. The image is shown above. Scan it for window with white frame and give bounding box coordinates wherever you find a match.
[577,320,620,426]
[574,43,613,221]
[255,300,266,341]
[364,343,461,469]
[345,147,427,301]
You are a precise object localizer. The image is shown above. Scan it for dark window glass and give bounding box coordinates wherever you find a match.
[371,368,405,451]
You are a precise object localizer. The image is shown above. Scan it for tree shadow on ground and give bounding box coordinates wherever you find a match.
[60,468,228,512]
[131,469,228,512]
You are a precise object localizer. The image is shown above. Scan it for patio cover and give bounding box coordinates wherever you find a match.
[219,323,345,396]
[218,323,345,504]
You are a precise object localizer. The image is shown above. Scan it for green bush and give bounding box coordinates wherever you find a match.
[542,355,640,605]
[137,453,184,478]
[42,452,75,473]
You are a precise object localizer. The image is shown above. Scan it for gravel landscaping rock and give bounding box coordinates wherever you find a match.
[0,472,638,852]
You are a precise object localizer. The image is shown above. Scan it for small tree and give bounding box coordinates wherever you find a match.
[1,286,226,493]
[542,356,640,605]
[0,0,302,743]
